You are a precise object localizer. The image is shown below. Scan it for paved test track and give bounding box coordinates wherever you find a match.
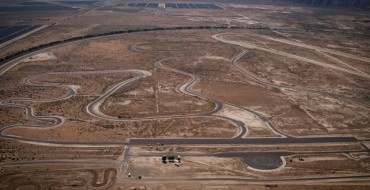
[0,27,369,181]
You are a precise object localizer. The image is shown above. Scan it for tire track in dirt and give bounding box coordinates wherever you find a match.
[213,33,370,79]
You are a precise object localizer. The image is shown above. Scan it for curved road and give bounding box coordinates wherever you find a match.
[216,35,370,109]
[0,28,369,183]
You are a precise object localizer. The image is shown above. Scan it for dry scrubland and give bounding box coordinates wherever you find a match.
[125,153,369,179]
[1,27,368,187]
[0,0,369,189]
[1,28,369,187]
[0,139,123,162]
[2,30,246,141]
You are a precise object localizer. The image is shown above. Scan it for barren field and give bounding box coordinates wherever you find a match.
[124,153,369,179]
[0,0,369,189]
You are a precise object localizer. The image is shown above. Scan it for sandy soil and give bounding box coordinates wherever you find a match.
[1,3,369,187]
[4,116,238,142]
[124,153,369,180]
[0,139,123,162]
[0,106,53,127]
[21,52,57,62]
[0,163,119,189]
[216,104,282,137]
[101,69,214,118]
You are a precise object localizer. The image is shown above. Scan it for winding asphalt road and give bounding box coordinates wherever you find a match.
[214,34,370,108]
[0,28,369,183]
[213,33,370,79]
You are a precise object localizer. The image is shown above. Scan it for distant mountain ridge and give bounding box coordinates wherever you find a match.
[189,0,370,8]
[279,0,370,7]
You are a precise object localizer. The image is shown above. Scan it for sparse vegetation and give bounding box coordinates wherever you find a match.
[0,0,369,189]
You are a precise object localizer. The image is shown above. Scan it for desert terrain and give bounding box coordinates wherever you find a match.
[0,0,369,189]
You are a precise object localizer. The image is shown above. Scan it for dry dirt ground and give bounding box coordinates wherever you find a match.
[0,0,369,189]
[124,153,369,179]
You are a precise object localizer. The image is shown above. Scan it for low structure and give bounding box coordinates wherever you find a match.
[162,155,181,163]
